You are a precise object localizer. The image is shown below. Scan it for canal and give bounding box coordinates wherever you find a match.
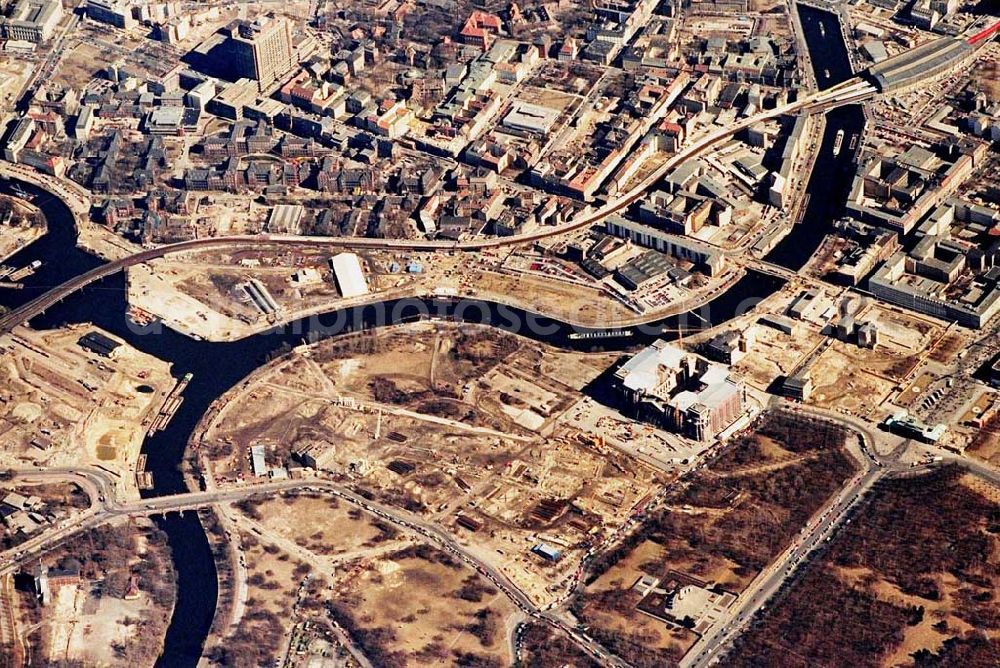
[0,4,863,662]
[766,2,867,270]
[0,181,783,665]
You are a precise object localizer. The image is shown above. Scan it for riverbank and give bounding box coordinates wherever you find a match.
[0,3,866,661]
[0,225,45,265]
[0,194,45,264]
[126,253,749,342]
[765,4,866,271]
[0,323,176,504]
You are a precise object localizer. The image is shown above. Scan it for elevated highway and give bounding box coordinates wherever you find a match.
[0,79,876,335]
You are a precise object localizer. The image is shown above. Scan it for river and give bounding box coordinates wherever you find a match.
[0,180,783,664]
[0,3,861,662]
[767,3,866,269]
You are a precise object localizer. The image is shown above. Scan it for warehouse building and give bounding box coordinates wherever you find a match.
[329,252,369,298]
[243,279,279,315]
[266,204,305,234]
[531,543,562,562]
[78,331,123,358]
[249,444,268,477]
[614,250,674,290]
[293,443,336,470]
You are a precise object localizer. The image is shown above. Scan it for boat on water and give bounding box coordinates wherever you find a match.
[126,304,160,327]
[567,329,634,340]
[833,129,845,156]
[819,22,826,37]
[147,372,194,435]
[8,260,41,282]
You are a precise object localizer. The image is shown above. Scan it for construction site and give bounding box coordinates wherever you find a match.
[0,193,45,265]
[121,236,739,342]
[208,490,521,667]
[194,322,669,606]
[0,324,177,497]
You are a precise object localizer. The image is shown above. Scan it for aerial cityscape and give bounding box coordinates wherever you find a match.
[0,0,997,666]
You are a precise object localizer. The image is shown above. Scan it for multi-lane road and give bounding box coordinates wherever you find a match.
[6,398,997,668]
[682,431,887,668]
[678,396,1000,668]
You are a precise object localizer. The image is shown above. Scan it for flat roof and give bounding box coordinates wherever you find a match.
[78,331,122,355]
[329,252,369,298]
[148,106,184,127]
[502,101,560,135]
[9,0,60,26]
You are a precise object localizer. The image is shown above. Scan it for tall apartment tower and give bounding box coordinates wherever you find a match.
[226,14,294,92]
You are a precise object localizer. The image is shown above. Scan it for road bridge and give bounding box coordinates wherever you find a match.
[3,30,990,347]
[0,79,876,335]
[0,473,626,665]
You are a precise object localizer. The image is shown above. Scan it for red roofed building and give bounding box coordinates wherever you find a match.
[558,37,579,61]
[656,119,686,152]
[460,10,502,50]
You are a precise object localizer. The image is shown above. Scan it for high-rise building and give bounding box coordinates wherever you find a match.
[225,15,294,92]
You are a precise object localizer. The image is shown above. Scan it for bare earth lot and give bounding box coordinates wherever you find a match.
[197,323,663,607]
[328,544,518,668]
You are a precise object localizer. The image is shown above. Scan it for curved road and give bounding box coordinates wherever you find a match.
[0,79,875,336]
[0,471,624,666]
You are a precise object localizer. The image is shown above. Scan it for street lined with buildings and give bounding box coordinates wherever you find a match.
[0,0,998,666]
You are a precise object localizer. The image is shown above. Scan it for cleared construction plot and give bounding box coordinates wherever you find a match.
[197,322,664,607]
[0,325,174,495]
[808,344,898,418]
[328,544,519,667]
[233,492,406,558]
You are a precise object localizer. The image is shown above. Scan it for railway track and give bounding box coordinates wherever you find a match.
[0,81,876,336]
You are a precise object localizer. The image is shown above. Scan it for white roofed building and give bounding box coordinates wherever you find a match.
[614,340,745,441]
[1,0,63,43]
[329,252,369,298]
[502,101,560,135]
